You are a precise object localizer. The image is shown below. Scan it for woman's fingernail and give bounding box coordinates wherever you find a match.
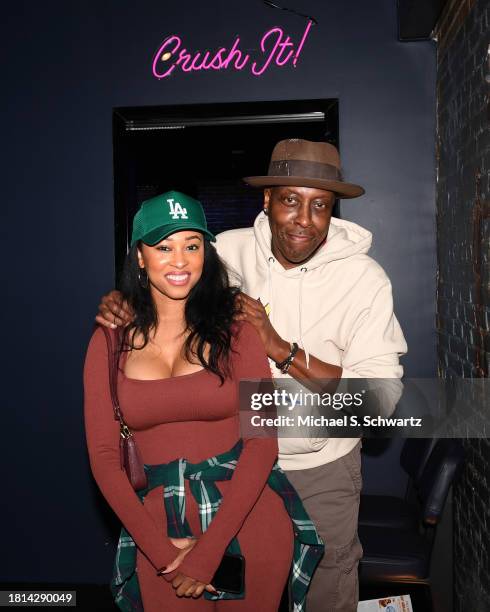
[110,324,117,329]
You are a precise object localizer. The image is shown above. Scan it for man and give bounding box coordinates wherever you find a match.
[97,139,407,611]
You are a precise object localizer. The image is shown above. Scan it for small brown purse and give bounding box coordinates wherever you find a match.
[100,325,148,491]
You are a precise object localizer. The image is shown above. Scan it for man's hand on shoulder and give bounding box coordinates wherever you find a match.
[235,292,288,360]
[95,290,134,328]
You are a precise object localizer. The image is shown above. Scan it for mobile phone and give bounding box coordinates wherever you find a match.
[211,552,245,594]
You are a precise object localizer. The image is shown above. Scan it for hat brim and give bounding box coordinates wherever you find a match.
[138,224,216,246]
[243,175,365,199]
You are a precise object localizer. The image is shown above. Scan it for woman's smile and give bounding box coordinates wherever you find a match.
[165,272,191,286]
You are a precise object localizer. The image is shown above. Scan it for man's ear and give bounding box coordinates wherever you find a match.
[263,188,272,213]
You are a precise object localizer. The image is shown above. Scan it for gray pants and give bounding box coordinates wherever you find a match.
[285,442,363,612]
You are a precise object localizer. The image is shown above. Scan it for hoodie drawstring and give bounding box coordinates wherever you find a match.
[299,267,310,369]
[267,259,310,371]
[267,257,274,321]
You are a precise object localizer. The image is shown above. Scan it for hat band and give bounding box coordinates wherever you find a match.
[268,159,341,180]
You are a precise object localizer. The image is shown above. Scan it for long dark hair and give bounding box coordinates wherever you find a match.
[119,239,239,384]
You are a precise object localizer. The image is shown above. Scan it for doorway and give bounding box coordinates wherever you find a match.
[113,99,339,280]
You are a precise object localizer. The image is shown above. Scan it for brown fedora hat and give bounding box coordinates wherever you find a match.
[244,139,365,199]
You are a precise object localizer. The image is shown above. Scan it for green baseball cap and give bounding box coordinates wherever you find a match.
[131,190,215,246]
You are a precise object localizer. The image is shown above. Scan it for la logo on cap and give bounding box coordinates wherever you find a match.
[167,197,188,219]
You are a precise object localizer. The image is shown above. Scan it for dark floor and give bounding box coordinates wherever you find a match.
[0,582,435,611]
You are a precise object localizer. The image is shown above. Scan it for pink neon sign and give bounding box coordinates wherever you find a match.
[152,21,313,79]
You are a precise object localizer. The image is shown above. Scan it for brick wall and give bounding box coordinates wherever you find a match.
[435,0,490,609]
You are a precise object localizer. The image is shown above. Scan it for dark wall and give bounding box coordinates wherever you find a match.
[435,0,490,609]
[2,0,436,582]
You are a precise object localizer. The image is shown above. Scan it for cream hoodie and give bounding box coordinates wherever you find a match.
[216,212,407,470]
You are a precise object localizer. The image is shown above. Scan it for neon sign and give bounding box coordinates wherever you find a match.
[152,20,313,79]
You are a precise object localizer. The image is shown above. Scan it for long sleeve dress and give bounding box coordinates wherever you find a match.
[84,321,294,611]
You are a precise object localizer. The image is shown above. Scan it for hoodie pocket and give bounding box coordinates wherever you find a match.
[278,437,329,455]
[310,438,329,451]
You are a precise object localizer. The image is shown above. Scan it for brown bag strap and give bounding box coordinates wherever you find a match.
[100,325,129,433]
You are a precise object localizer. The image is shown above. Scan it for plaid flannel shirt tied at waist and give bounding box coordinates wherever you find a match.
[112,439,324,612]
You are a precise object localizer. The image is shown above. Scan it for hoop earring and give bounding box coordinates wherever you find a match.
[138,269,149,289]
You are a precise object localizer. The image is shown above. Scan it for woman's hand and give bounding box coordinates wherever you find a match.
[169,537,196,550]
[95,290,134,329]
[161,539,217,598]
[161,538,197,575]
[171,573,217,598]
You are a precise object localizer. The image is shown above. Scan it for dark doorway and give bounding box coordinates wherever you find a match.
[113,99,339,280]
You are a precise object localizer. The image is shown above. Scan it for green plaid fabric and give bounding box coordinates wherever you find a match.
[111,440,324,612]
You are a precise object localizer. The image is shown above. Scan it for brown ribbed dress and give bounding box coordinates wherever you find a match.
[83,322,294,611]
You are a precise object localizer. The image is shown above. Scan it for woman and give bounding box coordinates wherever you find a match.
[84,191,322,611]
